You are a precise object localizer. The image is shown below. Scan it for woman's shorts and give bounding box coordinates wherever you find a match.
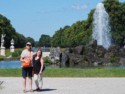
[22,67,33,77]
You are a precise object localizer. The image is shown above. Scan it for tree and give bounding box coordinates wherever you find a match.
[103,0,125,46]
[26,37,35,47]
[51,0,125,47]
[14,32,26,48]
[0,14,17,48]
[39,34,51,47]
[51,9,94,47]
[51,26,70,47]
[0,14,36,48]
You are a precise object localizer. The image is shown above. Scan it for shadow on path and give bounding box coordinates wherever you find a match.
[0,81,4,90]
[34,88,57,92]
[0,81,4,85]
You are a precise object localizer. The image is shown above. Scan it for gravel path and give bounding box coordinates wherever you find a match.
[0,77,125,94]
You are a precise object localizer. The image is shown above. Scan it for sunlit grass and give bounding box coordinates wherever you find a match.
[0,68,125,77]
[0,48,23,60]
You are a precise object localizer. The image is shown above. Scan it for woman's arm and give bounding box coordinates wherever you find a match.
[20,57,25,62]
[20,50,25,62]
[39,58,44,75]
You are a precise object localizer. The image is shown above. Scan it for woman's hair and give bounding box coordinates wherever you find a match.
[37,47,42,59]
[33,47,42,59]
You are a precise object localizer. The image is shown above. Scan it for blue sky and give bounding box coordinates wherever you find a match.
[0,0,125,41]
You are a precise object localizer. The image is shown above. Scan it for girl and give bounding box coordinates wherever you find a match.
[33,48,45,91]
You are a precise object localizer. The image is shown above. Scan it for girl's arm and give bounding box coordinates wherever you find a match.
[39,58,44,74]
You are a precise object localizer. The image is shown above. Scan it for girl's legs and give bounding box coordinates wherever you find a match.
[38,71,44,89]
[34,74,39,89]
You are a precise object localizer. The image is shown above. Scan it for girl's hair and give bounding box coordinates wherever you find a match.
[37,47,42,59]
[33,47,42,59]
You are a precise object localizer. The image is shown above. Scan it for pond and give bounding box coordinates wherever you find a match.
[0,61,60,69]
[32,47,50,52]
[0,61,21,68]
[0,60,125,69]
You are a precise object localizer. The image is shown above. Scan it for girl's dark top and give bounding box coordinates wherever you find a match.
[33,57,41,74]
[33,57,45,74]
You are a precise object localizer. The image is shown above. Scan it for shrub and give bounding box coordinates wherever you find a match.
[0,57,4,61]
[110,56,117,63]
[12,50,22,58]
[44,57,52,64]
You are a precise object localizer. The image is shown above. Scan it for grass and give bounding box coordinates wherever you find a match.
[0,68,125,77]
[0,68,21,77]
[0,48,23,60]
[6,48,23,57]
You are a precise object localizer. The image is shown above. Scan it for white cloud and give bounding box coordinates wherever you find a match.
[72,3,88,10]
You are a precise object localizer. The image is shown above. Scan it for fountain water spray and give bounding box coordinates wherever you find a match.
[92,3,111,49]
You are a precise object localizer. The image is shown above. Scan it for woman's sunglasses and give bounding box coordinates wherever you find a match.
[26,44,31,46]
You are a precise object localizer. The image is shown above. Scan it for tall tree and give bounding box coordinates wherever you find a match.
[0,14,36,48]
[0,14,17,48]
[103,0,125,46]
[26,37,35,47]
[39,34,51,47]
[51,0,125,47]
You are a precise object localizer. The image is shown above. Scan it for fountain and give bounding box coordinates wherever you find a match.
[92,3,111,49]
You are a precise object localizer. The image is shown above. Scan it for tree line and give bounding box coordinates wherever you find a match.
[51,0,125,47]
[0,14,51,48]
[1,0,125,48]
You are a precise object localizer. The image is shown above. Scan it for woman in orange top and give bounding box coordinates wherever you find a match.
[20,42,33,93]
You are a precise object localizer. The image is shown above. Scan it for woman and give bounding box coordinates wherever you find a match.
[33,48,45,91]
[20,42,33,93]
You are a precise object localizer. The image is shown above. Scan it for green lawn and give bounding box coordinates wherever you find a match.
[0,68,125,77]
[0,48,23,60]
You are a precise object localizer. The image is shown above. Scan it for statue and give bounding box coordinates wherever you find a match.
[11,39,14,45]
[1,34,6,48]
[10,38,15,52]
[0,34,6,56]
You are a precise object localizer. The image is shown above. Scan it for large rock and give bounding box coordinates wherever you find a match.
[89,40,97,49]
[108,45,120,56]
[84,47,99,63]
[103,53,113,63]
[103,52,120,65]
[49,47,61,63]
[58,43,125,67]
[65,48,73,53]
[68,53,83,65]
[73,45,84,55]
[119,48,125,57]
[119,58,125,66]
[61,52,69,67]
[96,45,106,57]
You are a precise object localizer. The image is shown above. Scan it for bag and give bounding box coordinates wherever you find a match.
[22,52,32,68]
[22,58,31,67]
